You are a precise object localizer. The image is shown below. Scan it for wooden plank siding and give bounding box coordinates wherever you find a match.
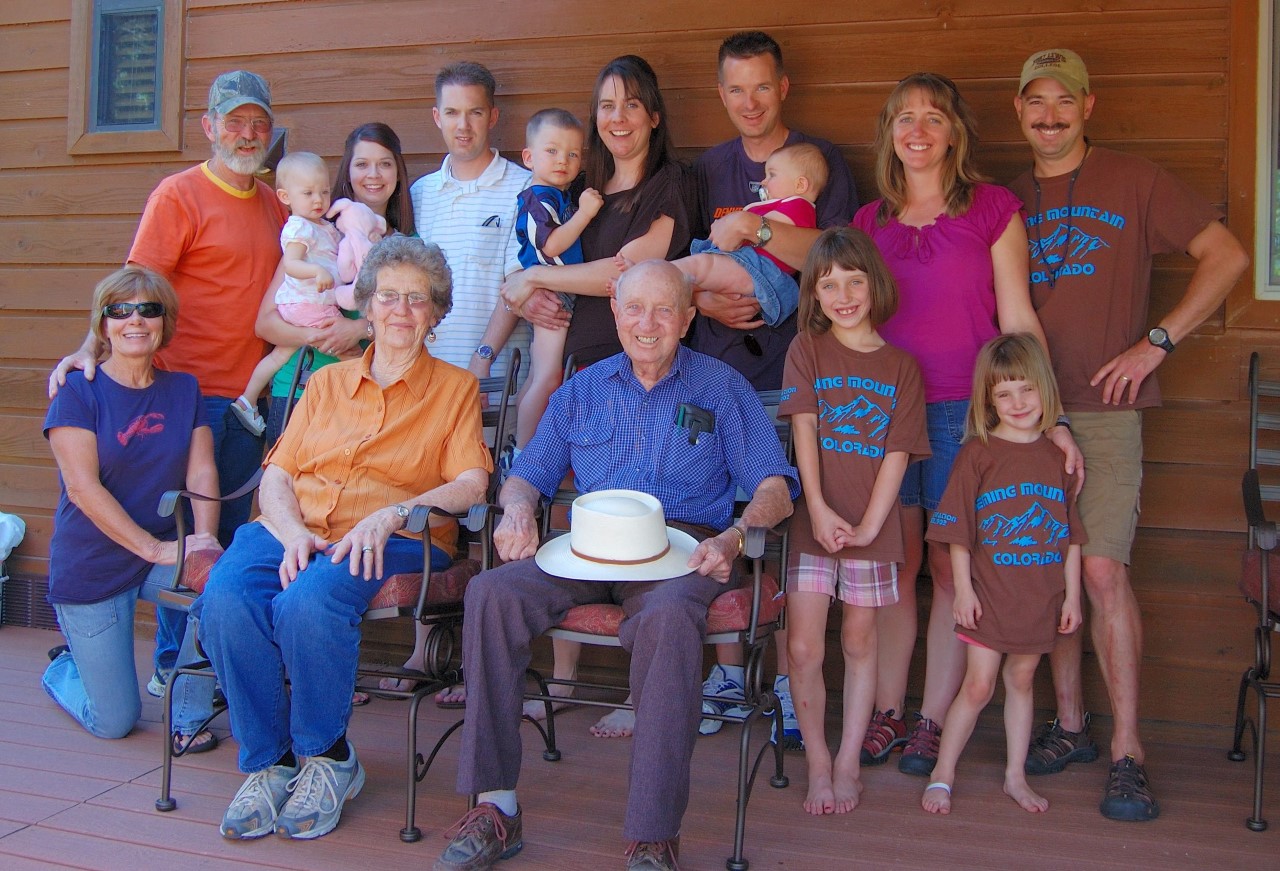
[0,0,1271,729]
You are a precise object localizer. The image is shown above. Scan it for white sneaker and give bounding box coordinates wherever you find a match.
[275,741,365,840]
[770,675,804,750]
[697,664,745,736]
[220,762,300,839]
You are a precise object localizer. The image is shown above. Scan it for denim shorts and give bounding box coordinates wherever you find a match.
[689,238,798,327]
[899,399,969,511]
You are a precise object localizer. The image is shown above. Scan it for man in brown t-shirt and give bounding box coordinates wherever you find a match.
[1008,48,1248,821]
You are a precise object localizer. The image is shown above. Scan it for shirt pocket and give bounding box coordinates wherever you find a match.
[465,224,509,271]
[660,421,724,486]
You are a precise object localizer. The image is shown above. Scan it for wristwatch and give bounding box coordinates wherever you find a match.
[392,504,411,528]
[754,215,772,248]
[475,344,495,360]
[1147,326,1175,353]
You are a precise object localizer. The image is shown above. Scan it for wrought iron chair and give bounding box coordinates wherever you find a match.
[152,348,520,845]
[1228,351,1280,831]
[517,387,793,871]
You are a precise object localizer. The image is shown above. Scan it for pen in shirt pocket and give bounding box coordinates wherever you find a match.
[481,215,501,227]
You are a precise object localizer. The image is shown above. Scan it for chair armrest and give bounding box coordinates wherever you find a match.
[155,468,263,592]
[1244,469,1277,551]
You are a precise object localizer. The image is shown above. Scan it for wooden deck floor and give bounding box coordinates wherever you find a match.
[0,624,1276,870]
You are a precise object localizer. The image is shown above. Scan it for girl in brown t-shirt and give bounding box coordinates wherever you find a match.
[781,228,930,816]
[922,334,1084,816]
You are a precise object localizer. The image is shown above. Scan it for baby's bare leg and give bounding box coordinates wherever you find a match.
[671,252,756,298]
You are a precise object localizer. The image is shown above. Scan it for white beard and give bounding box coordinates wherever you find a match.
[215,140,266,176]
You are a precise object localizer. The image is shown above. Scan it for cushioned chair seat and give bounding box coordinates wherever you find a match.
[1240,549,1280,616]
[556,573,782,636]
[182,548,221,594]
[372,559,481,610]
[179,550,480,612]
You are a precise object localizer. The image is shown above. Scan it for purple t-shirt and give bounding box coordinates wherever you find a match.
[44,369,205,604]
[852,183,1021,404]
[692,130,858,391]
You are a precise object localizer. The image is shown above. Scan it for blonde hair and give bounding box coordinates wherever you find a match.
[967,333,1063,443]
[797,227,898,335]
[90,266,179,349]
[275,151,329,189]
[871,72,986,225]
[769,142,829,200]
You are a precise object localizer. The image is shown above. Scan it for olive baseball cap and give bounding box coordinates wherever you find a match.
[1018,48,1090,95]
[208,70,273,117]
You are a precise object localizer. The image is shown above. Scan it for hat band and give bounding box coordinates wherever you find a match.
[570,541,671,566]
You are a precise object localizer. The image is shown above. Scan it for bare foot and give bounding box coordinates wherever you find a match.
[922,781,952,814]
[1003,776,1049,813]
[376,676,421,694]
[523,686,574,721]
[605,254,636,298]
[589,708,635,738]
[351,691,370,706]
[803,768,836,815]
[831,756,864,814]
[434,683,467,707]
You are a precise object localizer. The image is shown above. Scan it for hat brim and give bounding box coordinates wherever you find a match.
[535,527,700,582]
[213,97,273,118]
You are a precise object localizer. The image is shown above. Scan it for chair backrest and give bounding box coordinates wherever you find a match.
[478,349,521,503]
[1249,352,1280,540]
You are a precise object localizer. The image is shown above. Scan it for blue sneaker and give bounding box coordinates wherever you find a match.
[275,741,365,839]
[698,664,745,736]
[770,675,803,750]
[220,762,300,840]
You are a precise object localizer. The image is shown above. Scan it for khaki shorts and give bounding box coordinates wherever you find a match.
[1071,410,1142,564]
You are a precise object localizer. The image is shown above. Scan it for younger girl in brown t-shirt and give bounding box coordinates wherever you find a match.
[922,333,1084,815]
[780,227,930,816]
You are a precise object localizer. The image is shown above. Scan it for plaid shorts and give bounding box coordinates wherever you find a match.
[791,553,899,607]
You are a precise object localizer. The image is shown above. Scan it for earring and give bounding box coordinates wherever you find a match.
[427,328,437,343]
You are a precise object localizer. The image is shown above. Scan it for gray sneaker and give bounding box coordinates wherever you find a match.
[275,741,365,840]
[220,763,300,840]
[146,669,169,699]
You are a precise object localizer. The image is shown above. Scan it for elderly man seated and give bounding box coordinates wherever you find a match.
[434,259,800,871]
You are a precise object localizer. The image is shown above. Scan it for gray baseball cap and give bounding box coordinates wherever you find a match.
[208,70,272,118]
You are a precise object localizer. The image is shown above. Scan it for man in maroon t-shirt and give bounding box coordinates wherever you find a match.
[1010,48,1247,822]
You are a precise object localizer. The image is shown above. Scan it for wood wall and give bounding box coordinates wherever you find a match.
[0,0,1270,727]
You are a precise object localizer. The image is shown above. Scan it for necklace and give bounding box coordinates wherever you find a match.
[1031,145,1090,291]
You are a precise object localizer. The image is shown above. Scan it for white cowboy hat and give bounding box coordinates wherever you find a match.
[535,489,699,582]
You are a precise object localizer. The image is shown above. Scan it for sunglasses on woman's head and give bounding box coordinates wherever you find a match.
[103,302,165,319]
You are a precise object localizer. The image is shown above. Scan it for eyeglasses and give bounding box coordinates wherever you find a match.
[103,302,165,319]
[373,289,432,308]
[219,116,273,135]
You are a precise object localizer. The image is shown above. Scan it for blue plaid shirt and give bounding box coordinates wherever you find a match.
[514,346,800,530]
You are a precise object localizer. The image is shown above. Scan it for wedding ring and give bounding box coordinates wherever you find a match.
[361,546,374,553]
[1119,375,1130,381]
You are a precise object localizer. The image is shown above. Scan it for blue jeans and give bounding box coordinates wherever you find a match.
[193,522,448,772]
[154,394,265,674]
[43,566,214,738]
[899,399,969,511]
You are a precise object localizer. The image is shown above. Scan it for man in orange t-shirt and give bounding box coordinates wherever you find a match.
[48,71,289,690]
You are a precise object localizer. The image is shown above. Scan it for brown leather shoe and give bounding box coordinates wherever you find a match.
[625,837,680,870]
[433,803,523,871]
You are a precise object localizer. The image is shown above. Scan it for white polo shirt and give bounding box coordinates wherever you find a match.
[410,149,532,380]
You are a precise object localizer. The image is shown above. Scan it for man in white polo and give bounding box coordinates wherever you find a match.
[411,60,531,381]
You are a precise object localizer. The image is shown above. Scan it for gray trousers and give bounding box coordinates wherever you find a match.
[456,557,735,841]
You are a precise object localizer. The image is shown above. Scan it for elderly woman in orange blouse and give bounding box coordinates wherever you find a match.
[192,236,491,842]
